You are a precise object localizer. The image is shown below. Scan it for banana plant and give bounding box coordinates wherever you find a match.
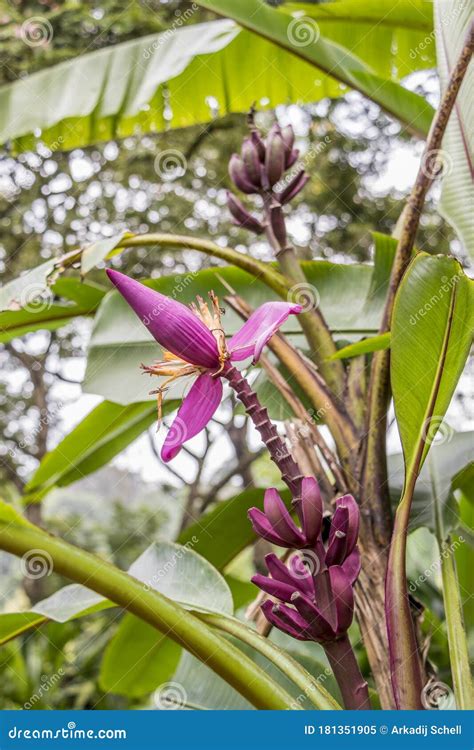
[0,4,473,712]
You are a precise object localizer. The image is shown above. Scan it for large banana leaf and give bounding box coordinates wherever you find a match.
[249,0,436,79]
[196,0,434,136]
[391,254,473,481]
[434,0,474,259]
[0,2,435,151]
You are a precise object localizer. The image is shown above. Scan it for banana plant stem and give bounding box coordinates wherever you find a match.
[262,195,344,394]
[222,362,304,498]
[323,636,371,710]
[385,483,424,709]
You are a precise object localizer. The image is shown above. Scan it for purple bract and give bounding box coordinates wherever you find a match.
[106,269,301,461]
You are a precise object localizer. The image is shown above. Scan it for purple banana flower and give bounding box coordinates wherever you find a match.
[250,492,361,642]
[106,270,301,461]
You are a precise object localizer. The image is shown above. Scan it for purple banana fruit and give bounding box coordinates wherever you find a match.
[241,138,262,188]
[264,127,286,187]
[278,170,309,204]
[227,192,264,234]
[229,154,258,194]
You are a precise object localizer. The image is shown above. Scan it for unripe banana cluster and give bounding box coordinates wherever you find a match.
[227,116,309,238]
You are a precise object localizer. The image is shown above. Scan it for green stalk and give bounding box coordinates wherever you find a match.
[431,467,474,710]
[123,234,291,298]
[199,612,341,710]
[385,483,424,709]
[323,636,371,710]
[261,196,344,394]
[0,521,300,711]
[61,233,291,300]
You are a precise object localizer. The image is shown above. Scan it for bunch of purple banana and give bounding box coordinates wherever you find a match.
[248,480,370,710]
[227,121,309,237]
[248,479,361,643]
